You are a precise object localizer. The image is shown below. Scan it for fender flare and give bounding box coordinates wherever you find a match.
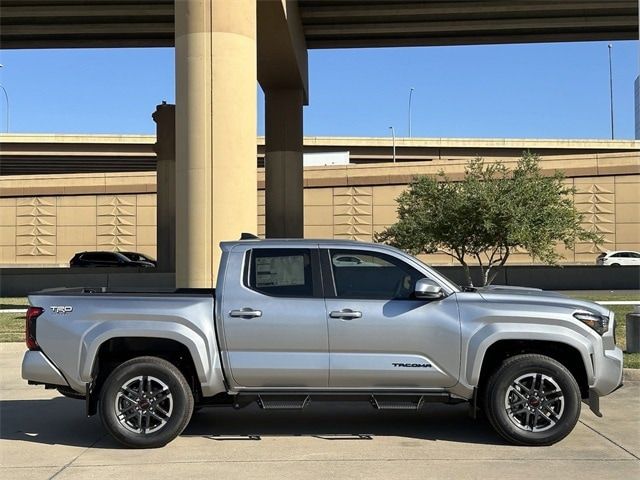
[78,320,226,397]
[465,323,595,387]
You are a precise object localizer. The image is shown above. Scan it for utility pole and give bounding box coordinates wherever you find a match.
[0,64,9,132]
[608,44,614,140]
[389,126,396,163]
[408,87,414,137]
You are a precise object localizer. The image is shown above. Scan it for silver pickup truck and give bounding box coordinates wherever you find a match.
[22,238,623,448]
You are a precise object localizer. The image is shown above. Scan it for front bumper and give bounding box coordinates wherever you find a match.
[21,350,69,387]
[585,346,623,417]
[591,346,624,397]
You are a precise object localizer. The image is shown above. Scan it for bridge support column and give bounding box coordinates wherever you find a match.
[265,88,304,238]
[152,103,176,273]
[175,0,257,287]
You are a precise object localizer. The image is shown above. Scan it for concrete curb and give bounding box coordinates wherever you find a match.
[597,301,640,305]
[623,368,640,381]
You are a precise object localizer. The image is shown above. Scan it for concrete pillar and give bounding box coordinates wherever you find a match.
[175,0,257,287]
[265,88,304,238]
[152,103,176,273]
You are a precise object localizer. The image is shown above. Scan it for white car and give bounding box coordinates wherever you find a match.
[596,250,640,266]
[332,254,383,267]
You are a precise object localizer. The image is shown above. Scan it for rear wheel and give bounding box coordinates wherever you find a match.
[99,356,194,448]
[482,354,581,446]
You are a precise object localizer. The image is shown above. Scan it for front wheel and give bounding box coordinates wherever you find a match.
[99,356,194,448]
[482,354,581,446]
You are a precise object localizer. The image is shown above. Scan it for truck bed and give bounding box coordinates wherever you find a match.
[31,286,215,297]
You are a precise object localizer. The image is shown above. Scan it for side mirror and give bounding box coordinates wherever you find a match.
[414,278,444,300]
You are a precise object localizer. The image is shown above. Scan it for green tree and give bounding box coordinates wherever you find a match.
[374,153,601,287]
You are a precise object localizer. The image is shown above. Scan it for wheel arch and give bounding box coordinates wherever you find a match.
[79,323,226,398]
[92,337,202,397]
[467,327,594,399]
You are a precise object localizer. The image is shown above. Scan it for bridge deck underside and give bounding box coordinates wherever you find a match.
[1,1,637,49]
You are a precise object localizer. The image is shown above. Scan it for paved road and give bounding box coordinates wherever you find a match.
[1,343,638,480]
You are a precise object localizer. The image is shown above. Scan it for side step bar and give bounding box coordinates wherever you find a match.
[371,395,424,411]
[370,393,453,411]
[257,395,311,410]
[231,392,460,411]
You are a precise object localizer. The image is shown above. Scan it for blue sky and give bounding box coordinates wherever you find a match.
[0,40,637,139]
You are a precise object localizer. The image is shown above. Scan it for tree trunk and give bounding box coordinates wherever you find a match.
[483,266,491,287]
[462,262,473,287]
[486,249,510,286]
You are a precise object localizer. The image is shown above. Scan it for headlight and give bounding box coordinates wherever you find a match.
[573,310,609,335]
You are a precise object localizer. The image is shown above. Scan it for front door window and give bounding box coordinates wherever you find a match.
[329,249,423,300]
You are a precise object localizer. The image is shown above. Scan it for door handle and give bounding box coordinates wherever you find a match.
[229,308,262,318]
[329,309,362,320]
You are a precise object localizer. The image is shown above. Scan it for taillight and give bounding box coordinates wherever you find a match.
[26,306,44,351]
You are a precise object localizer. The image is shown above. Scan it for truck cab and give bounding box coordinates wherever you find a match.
[217,240,460,391]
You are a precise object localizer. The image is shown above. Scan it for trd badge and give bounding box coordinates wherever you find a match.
[50,306,73,314]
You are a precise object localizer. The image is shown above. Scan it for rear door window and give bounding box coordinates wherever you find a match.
[100,252,120,263]
[82,252,103,262]
[247,248,317,297]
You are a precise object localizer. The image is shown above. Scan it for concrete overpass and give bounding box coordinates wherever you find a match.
[1,1,637,49]
[1,133,639,175]
[1,0,637,288]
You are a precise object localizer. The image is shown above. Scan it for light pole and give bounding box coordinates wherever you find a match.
[389,126,396,163]
[607,44,614,140]
[0,64,8,133]
[408,87,414,137]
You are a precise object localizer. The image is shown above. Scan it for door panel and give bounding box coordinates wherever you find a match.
[220,247,329,388]
[324,248,461,389]
[326,297,460,388]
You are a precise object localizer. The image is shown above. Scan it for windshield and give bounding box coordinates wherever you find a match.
[121,252,153,262]
[401,251,461,293]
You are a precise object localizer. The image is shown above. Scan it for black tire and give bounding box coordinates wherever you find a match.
[57,386,85,400]
[189,405,204,421]
[610,263,621,267]
[99,356,194,448]
[482,354,581,446]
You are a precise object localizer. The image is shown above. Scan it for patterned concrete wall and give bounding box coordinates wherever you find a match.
[16,197,57,258]
[258,174,640,266]
[0,193,156,265]
[1,172,638,266]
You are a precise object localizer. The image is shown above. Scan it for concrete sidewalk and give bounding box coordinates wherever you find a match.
[1,343,638,480]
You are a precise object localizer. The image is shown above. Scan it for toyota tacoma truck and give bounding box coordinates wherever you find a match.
[22,238,623,448]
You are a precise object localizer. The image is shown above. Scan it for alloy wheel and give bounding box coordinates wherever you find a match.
[504,372,565,432]
[114,375,174,434]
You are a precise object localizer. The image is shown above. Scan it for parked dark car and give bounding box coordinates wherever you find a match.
[69,251,156,268]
